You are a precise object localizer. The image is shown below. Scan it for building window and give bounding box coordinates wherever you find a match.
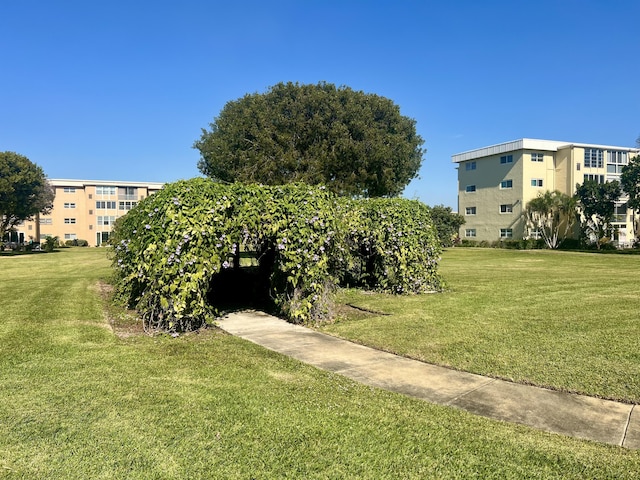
[63,187,76,193]
[97,216,116,226]
[531,153,544,162]
[576,163,581,171]
[119,201,137,210]
[500,228,513,238]
[529,229,542,239]
[466,161,477,171]
[500,204,513,213]
[465,229,476,238]
[500,155,513,164]
[96,186,117,195]
[607,151,628,164]
[500,179,513,189]
[531,179,543,187]
[465,185,476,193]
[64,218,76,224]
[64,202,76,209]
[465,206,476,215]
[96,201,116,209]
[28,225,33,231]
[584,174,605,184]
[584,148,604,168]
[64,233,77,240]
[89,225,93,230]
[39,218,52,225]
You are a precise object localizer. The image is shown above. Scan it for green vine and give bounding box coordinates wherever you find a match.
[110,179,443,332]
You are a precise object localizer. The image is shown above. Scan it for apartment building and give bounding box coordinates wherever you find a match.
[11,179,164,246]
[453,139,640,245]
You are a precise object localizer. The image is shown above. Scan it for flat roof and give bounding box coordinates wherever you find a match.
[49,179,165,189]
[452,138,640,163]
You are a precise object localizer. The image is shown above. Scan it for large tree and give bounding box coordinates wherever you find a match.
[194,81,424,197]
[575,180,621,248]
[524,190,577,249]
[0,151,54,241]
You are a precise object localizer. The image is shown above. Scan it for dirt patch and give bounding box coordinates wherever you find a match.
[94,281,145,338]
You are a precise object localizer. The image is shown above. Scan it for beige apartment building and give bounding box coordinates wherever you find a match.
[453,139,640,245]
[11,179,164,246]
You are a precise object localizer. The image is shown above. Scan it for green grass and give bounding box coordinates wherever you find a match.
[323,248,640,403]
[1,248,639,478]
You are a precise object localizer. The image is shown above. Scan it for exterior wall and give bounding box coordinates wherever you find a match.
[13,179,163,247]
[458,151,526,241]
[454,139,640,245]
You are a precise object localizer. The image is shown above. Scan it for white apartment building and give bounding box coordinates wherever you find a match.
[453,139,640,245]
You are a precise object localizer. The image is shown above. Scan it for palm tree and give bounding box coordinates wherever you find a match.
[524,191,577,249]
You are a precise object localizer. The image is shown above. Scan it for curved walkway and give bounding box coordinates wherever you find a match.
[217,311,639,449]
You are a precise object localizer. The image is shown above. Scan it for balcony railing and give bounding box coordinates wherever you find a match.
[118,194,138,201]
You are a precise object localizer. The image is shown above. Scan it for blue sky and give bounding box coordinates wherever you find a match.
[1,0,638,208]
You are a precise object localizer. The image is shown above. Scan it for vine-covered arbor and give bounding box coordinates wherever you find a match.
[110,178,443,332]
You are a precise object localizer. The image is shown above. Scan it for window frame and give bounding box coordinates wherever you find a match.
[531,179,543,187]
[500,228,513,239]
[465,185,477,193]
[500,204,513,214]
[465,206,477,215]
[500,179,513,189]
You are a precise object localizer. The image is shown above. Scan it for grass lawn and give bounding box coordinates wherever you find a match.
[323,248,640,404]
[0,248,639,478]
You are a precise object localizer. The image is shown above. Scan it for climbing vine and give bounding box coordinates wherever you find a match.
[110,178,443,332]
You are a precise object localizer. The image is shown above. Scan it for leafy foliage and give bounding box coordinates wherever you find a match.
[0,151,54,240]
[575,180,622,248]
[337,198,443,293]
[194,81,424,197]
[524,190,577,249]
[428,205,465,247]
[621,155,640,211]
[110,179,443,332]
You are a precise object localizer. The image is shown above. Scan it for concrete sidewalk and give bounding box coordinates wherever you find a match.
[216,311,639,449]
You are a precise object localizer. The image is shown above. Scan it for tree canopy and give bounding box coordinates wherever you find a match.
[575,180,621,247]
[621,155,640,211]
[0,151,54,241]
[428,205,465,247]
[194,81,424,197]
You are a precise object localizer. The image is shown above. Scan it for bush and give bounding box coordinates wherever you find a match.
[43,236,58,252]
[65,239,89,247]
[110,179,444,332]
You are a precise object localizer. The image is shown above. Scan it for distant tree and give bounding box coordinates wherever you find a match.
[194,81,424,197]
[0,151,54,241]
[524,191,577,249]
[621,155,640,211]
[429,205,465,247]
[575,180,622,248]
[621,155,640,242]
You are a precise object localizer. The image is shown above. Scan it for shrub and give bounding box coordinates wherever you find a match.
[110,179,443,332]
[43,236,58,252]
